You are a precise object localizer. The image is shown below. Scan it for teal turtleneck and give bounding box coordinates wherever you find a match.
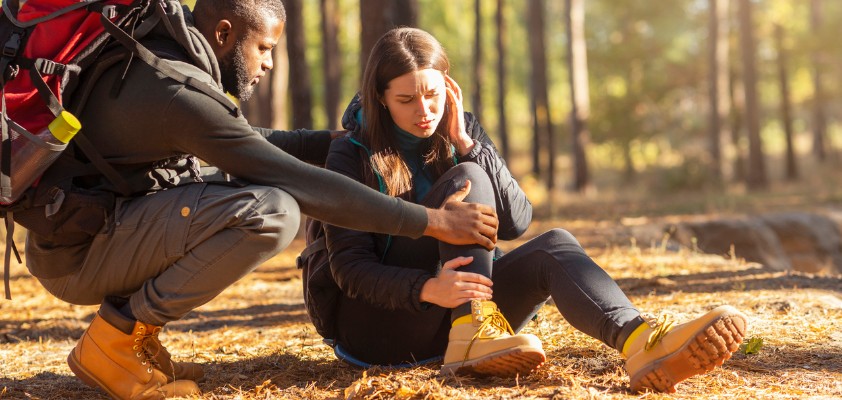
[393,125,434,202]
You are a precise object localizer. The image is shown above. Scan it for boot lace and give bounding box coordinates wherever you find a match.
[644,314,675,351]
[132,325,164,374]
[462,310,515,363]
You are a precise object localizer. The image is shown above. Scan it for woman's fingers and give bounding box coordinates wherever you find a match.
[442,256,474,271]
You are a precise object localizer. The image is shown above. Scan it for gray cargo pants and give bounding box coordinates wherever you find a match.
[34,183,299,326]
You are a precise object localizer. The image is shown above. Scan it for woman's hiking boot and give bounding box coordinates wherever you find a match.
[67,303,200,399]
[441,300,545,377]
[623,305,748,393]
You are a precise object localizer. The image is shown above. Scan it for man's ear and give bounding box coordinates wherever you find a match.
[214,19,233,48]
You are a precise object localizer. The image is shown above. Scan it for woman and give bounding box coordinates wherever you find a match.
[322,27,747,393]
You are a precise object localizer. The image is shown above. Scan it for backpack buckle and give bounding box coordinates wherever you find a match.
[2,33,21,58]
[101,5,118,19]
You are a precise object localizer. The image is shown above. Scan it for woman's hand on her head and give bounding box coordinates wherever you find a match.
[419,256,493,308]
[444,74,475,156]
[424,180,498,250]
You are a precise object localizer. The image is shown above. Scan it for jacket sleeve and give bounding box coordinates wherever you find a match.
[458,112,532,240]
[323,138,434,312]
[252,127,333,166]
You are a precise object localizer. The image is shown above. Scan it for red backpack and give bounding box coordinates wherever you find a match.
[0,0,237,298]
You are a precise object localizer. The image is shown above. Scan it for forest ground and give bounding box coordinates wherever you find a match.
[2,168,842,399]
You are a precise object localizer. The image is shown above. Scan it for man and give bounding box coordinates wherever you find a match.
[24,0,498,398]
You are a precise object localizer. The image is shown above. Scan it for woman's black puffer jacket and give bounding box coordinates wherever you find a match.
[323,99,532,313]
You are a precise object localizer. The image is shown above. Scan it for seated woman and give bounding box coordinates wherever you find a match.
[321,27,747,393]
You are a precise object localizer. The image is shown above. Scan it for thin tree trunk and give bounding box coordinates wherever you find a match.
[320,0,341,129]
[774,24,798,181]
[527,0,554,189]
[272,34,289,129]
[738,0,767,190]
[810,0,827,162]
[393,0,418,27]
[729,65,745,182]
[708,0,730,184]
[360,0,418,79]
[472,0,484,119]
[495,0,510,162]
[285,0,313,128]
[565,0,590,193]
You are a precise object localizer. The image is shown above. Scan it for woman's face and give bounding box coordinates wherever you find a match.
[381,68,446,139]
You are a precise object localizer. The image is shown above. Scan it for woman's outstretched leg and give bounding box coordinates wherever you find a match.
[491,228,748,392]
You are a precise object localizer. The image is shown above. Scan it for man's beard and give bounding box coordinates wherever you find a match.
[219,43,255,102]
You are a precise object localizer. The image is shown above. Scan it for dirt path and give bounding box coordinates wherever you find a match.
[2,223,841,399]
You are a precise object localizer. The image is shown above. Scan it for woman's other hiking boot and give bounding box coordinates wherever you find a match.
[623,305,748,393]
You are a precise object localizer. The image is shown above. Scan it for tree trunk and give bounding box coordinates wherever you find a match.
[360,0,417,78]
[393,0,418,27]
[320,0,341,129]
[774,24,798,181]
[527,0,554,189]
[729,65,745,183]
[285,0,313,128]
[565,0,590,193]
[495,0,510,162]
[708,0,730,184]
[810,0,827,162]
[738,0,767,190]
[272,34,289,129]
[471,0,484,119]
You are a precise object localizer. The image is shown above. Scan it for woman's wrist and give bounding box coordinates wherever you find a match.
[455,136,475,156]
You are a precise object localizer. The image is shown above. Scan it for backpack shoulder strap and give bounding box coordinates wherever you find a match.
[99,4,239,115]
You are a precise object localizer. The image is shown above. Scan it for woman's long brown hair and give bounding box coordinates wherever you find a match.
[359,27,455,200]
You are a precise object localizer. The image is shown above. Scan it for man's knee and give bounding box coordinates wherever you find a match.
[246,186,301,251]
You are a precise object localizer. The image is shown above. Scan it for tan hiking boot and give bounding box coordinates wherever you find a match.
[67,307,200,399]
[153,338,205,383]
[98,300,205,383]
[623,305,748,393]
[441,300,545,377]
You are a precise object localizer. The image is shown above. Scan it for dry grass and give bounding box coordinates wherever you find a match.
[1,218,841,399]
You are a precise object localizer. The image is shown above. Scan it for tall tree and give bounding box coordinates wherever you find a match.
[809,0,827,162]
[774,24,798,181]
[565,0,591,192]
[285,0,313,128]
[360,0,418,77]
[738,0,767,189]
[320,0,341,129]
[495,0,510,162]
[708,0,731,184]
[472,0,484,119]
[729,65,746,182]
[527,0,554,189]
[272,34,290,129]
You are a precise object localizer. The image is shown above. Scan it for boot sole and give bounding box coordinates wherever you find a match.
[441,345,546,378]
[628,313,747,393]
[67,351,122,399]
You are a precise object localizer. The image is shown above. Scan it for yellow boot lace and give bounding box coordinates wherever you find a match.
[132,325,165,375]
[462,310,516,364]
[644,314,675,351]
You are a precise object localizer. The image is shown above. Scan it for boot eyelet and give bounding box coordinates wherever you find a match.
[141,360,147,365]
[137,352,142,358]
[147,367,153,374]
[132,345,139,350]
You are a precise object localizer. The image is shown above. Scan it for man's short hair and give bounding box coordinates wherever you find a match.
[194,0,286,32]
